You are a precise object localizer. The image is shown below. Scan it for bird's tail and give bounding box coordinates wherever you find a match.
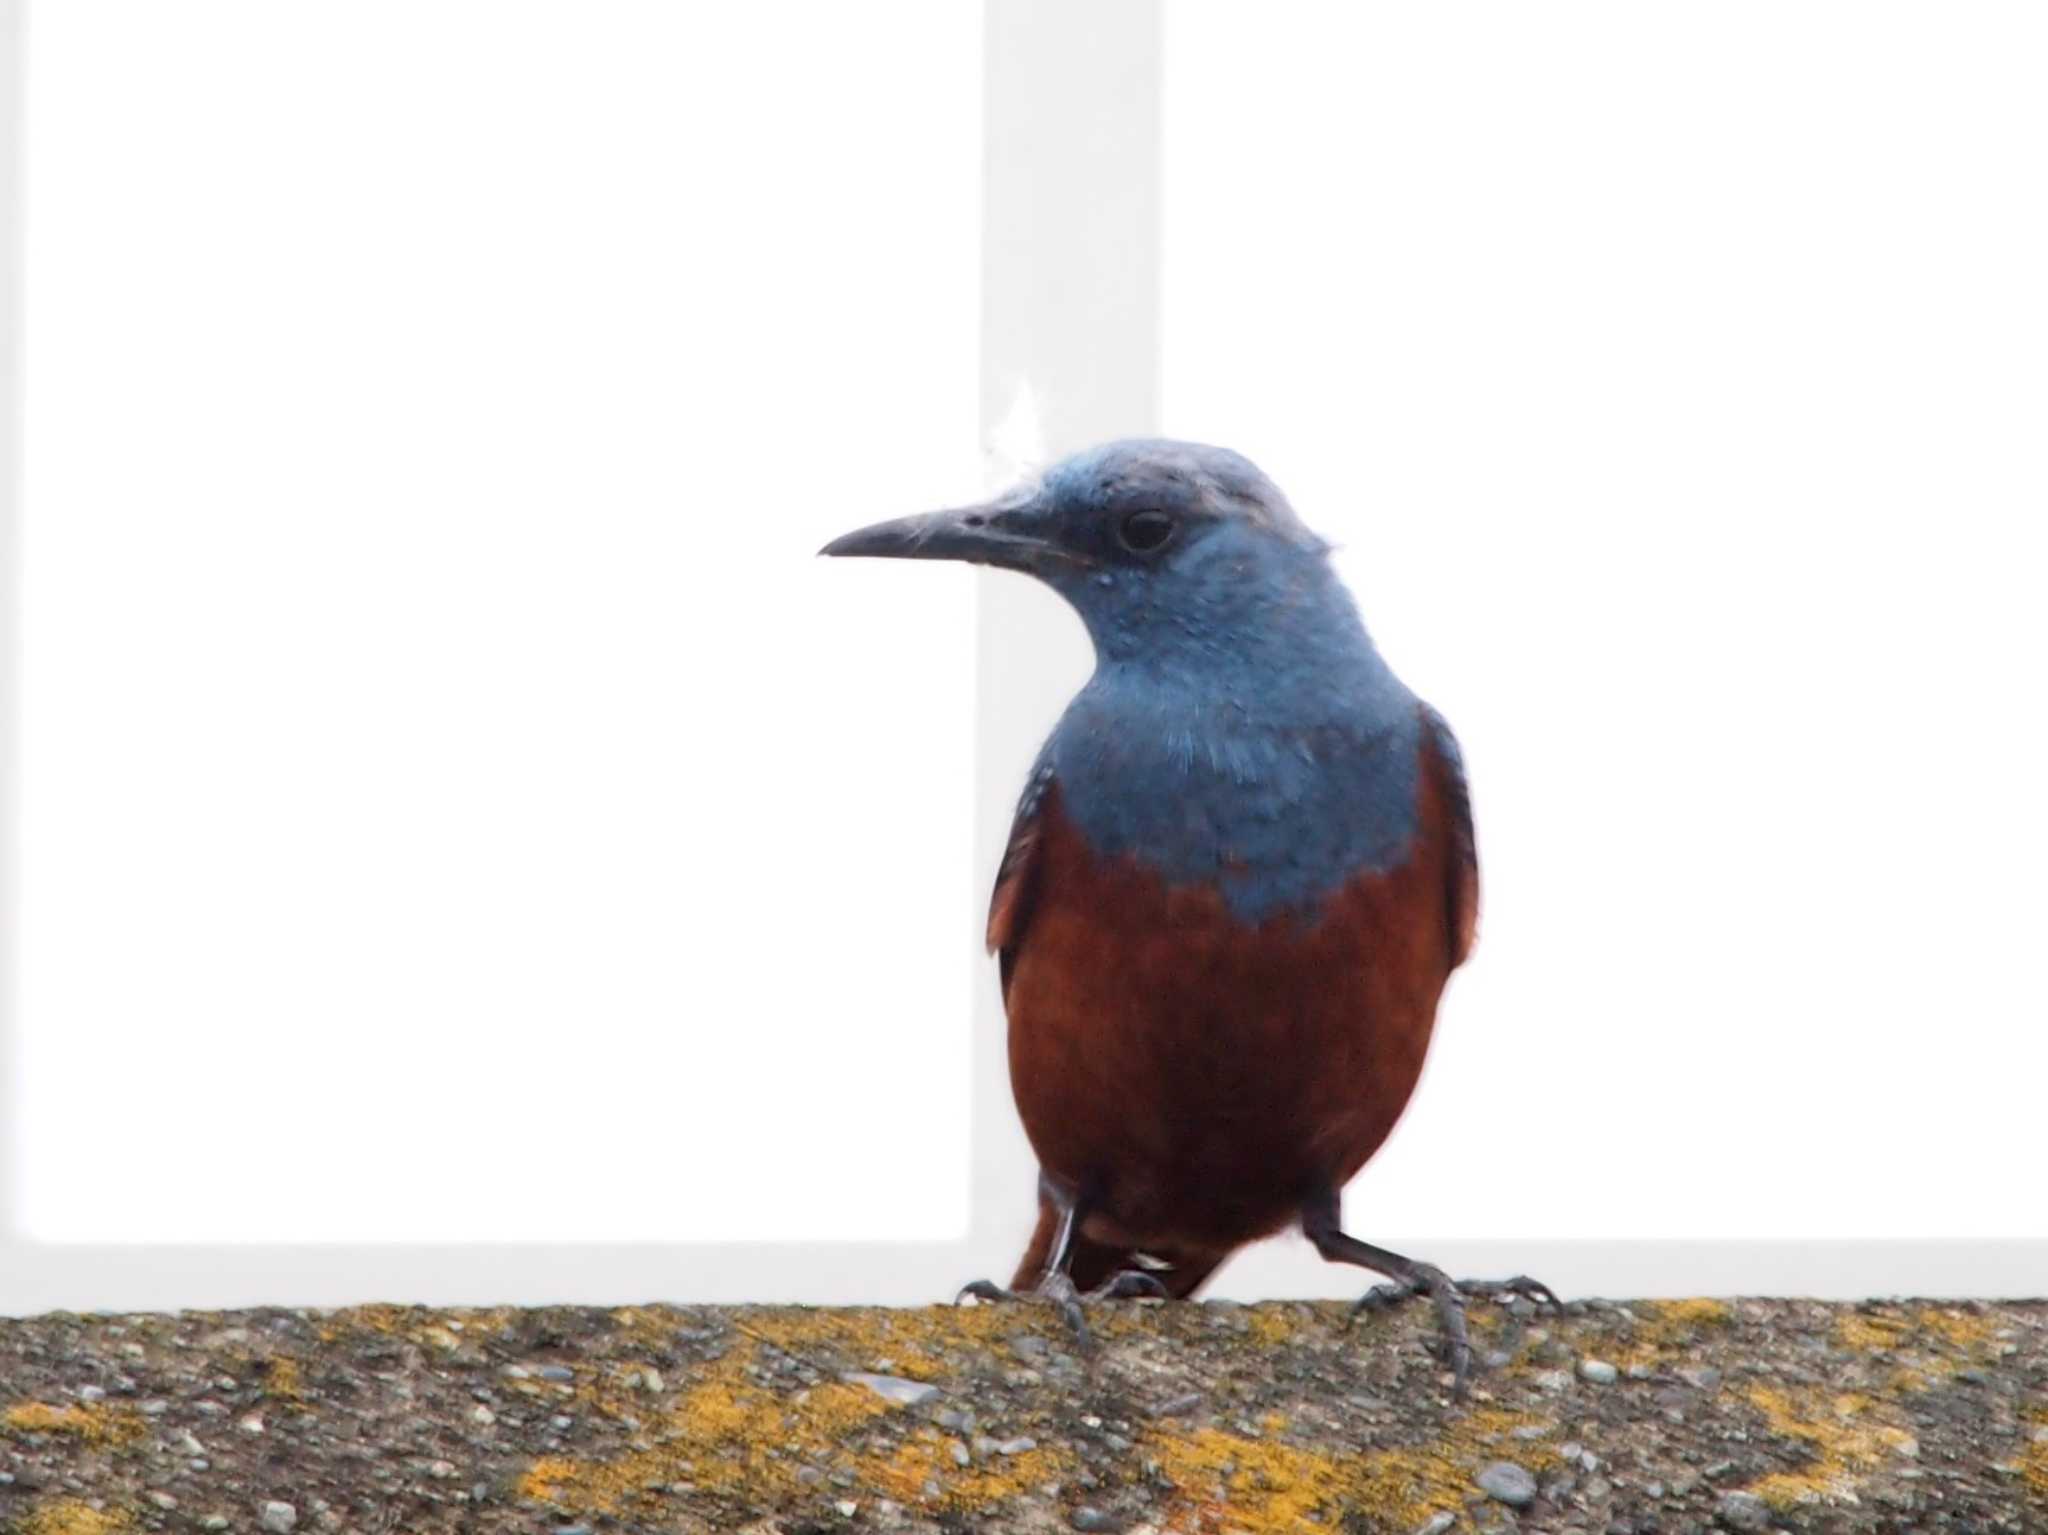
[1009,1202,1225,1300]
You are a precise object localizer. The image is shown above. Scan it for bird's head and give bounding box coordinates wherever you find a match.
[822,438,1348,664]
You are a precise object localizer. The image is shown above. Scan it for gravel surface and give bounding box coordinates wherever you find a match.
[0,1296,2042,1533]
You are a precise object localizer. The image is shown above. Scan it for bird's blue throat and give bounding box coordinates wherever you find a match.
[1034,524,1425,924]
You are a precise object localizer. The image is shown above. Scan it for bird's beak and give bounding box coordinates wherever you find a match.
[818,499,1061,574]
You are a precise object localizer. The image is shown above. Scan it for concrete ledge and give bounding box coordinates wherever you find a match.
[0,1297,2041,1533]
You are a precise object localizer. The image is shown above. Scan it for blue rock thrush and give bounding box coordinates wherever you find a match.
[822,438,1555,1393]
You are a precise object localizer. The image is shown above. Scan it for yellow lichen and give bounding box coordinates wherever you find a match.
[1612,1297,1735,1371]
[312,1302,516,1348]
[14,1501,131,1535]
[1148,1426,1364,1531]
[1652,1298,1735,1329]
[2023,1406,2048,1503]
[515,1329,1064,1522]
[1741,1386,1917,1510]
[516,1456,581,1503]
[732,1305,1013,1380]
[2024,1436,2048,1503]
[1146,1407,1554,1533]
[263,1356,305,1400]
[1913,1305,1993,1352]
[1835,1311,1911,1352]
[1244,1307,1300,1348]
[0,1403,144,1445]
[863,1430,1065,1511]
[1833,1304,1996,1386]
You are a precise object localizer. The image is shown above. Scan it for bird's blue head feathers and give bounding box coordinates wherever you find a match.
[823,437,1351,668]
[823,438,1425,920]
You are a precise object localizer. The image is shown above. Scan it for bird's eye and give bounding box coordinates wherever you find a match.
[1118,509,1176,554]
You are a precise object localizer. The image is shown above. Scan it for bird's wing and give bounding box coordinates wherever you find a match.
[1421,704,1480,967]
[986,760,1056,1000]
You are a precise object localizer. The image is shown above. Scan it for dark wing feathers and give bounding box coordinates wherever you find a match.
[986,760,1056,998]
[1421,703,1480,967]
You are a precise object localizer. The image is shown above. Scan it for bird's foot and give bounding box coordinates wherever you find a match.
[1348,1269,1562,1398]
[1352,1271,1561,1317]
[954,1268,1169,1350]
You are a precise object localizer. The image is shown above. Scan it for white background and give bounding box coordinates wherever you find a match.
[1163,2,2048,1242]
[16,1,981,1242]
[6,2,2045,1291]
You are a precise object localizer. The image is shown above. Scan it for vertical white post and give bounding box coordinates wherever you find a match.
[971,0,1163,1263]
[0,0,24,1253]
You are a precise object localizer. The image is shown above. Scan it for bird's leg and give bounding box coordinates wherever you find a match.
[1300,1184,1559,1400]
[954,1171,1167,1348]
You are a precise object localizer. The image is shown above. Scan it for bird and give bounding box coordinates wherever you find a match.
[821,438,1553,1392]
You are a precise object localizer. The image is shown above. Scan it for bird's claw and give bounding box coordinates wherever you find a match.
[1348,1277,1427,1318]
[954,1278,1016,1306]
[1456,1273,1563,1313]
[1347,1267,1563,1401]
[1089,1269,1171,1302]
[952,1267,1168,1352]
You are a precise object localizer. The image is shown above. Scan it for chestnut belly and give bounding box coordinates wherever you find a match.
[1002,805,1458,1254]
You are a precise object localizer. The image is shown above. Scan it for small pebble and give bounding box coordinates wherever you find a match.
[260,1502,298,1535]
[835,1501,858,1518]
[796,1467,824,1486]
[536,1365,574,1383]
[991,1435,1037,1456]
[201,1520,229,1533]
[1578,1357,1619,1384]
[238,1414,265,1434]
[147,1492,178,1510]
[1070,1509,1119,1533]
[1716,1490,1772,1532]
[470,1404,495,1426]
[427,1460,455,1479]
[1413,1515,1458,1535]
[1532,1369,1572,1392]
[948,1438,971,1467]
[1150,1391,1203,1419]
[77,1385,106,1402]
[842,1371,941,1407]
[1476,1461,1537,1507]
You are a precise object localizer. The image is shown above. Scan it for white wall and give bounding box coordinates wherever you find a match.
[14,1,982,1245]
[1164,2,2048,1247]
[4,2,2044,1308]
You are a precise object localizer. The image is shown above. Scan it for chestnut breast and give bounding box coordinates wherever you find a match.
[994,723,1473,1252]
